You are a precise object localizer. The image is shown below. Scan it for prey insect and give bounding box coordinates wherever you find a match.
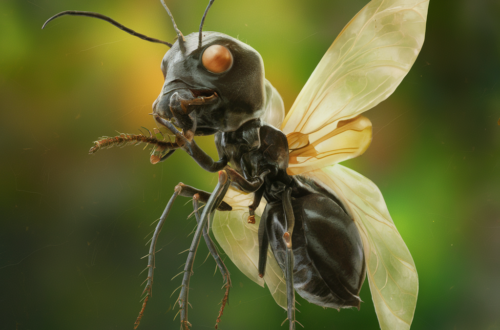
[43,0,429,329]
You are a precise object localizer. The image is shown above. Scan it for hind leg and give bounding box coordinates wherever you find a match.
[282,187,296,330]
[258,187,298,330]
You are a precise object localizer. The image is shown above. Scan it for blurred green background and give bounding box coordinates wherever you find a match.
[1,0,499,329]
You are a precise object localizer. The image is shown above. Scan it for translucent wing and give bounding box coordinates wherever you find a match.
[260,79,285,129]
[302,164,418,330]
[282,0,429,175]
[212,187,287,308]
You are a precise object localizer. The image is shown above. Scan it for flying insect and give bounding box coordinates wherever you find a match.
[43,0,429,329]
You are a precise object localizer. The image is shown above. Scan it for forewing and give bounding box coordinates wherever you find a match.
[212,187,287,308]
[302,164,418,330]
[282,0,429,137]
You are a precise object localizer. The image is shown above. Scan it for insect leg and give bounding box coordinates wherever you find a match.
[248,185,265,224]
[258,209,269,277]
[157,149,176,162]
[283,187,296,330]
[192,195,231,329]
[134,186,180,329]
[224,167,269,193]
[155,115,228,173]
[177,183,232,211]
[178,170,231,330]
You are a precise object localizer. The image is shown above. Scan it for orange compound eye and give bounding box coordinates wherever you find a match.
[202,45,233,74]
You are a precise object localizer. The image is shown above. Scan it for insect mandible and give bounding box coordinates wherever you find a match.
[43,0,429,329]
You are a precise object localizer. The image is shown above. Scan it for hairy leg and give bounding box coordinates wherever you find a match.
[134,186,180,329]
[134,179,231,329]
[178,170,231,329]
[192,195,231,329]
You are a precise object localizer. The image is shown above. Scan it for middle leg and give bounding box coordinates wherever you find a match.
[192,194,231,329]
[133,180,231,329]
[177,170,231,329]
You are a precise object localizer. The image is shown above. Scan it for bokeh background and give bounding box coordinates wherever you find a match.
[1,0,499,329]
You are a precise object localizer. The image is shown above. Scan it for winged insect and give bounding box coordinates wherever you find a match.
[43,0,429,329]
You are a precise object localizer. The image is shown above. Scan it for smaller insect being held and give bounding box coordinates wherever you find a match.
[43,0,429,329]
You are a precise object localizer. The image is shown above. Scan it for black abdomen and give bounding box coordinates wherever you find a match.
[263,193,366,309]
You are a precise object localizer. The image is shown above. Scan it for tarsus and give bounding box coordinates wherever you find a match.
[89,132,178,155]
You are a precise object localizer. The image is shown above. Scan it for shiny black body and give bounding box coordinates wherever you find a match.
[151,31,367,322]
[42,6,367,329]
[154,32,267,136]
[216,119,366,309]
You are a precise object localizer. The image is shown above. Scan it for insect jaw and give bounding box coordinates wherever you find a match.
[153,87,220,136]
[189,88,218,100]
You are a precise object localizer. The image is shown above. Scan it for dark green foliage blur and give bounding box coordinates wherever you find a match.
[1,0,499,329]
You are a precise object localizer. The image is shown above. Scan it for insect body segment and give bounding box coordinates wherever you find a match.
[44,0,429,329]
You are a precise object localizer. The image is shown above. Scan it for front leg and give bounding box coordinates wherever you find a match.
[155,115,227,172]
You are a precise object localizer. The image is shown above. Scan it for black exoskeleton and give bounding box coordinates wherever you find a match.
[215,118,366,311]
[42,2,366,329]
